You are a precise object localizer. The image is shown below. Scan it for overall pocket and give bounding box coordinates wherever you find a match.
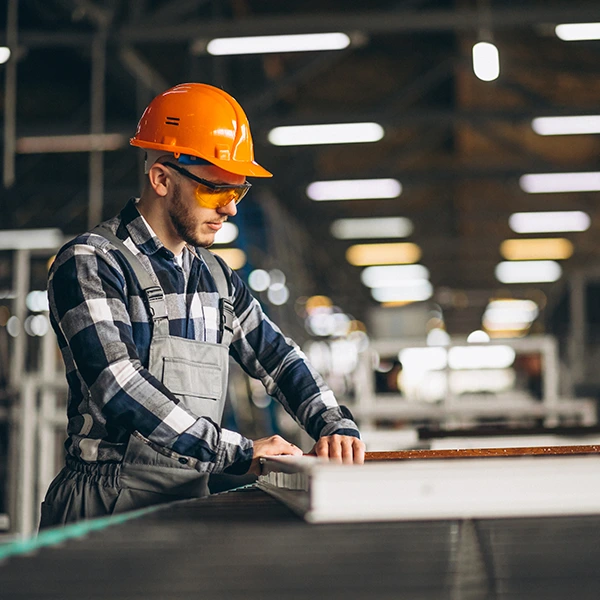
[162,357,223,421]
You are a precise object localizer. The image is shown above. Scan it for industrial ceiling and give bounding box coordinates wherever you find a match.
[2,0,600,339]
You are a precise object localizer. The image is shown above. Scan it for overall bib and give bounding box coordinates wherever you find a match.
[40,227,234,526]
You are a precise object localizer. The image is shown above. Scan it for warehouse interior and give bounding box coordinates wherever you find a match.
[3,0,600,598]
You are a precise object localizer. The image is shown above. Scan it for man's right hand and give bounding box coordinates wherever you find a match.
[248,435,303,475]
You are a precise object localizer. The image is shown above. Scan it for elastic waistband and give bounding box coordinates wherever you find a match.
[65,455,120,486]
[64,455,209,497]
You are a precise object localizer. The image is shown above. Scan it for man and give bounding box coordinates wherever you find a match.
[40,83,364,528]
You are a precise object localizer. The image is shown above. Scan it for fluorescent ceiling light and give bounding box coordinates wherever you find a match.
[210,248,246,270]
[268,269,286,291]
[467,330,490,344]
[520,172,600,193]
[483,299,539,331]
[331,217,413,240]
[0,47,10,65]
[267,285,290,306]
[248,269,270,292]
[449,369,515,394]
[305,295,333,313]
[485,299,539,322]
[305,312,351,339]
[0,228,64,250]
[448,346,516,370]
[206,32,351,56]
[400,343,516,372]
[16,134,127,154]
[495,260,562,284]
[509,211,590,233]
[555,23,600,41]
[346,242,422,266]
[472,42,500,82]
[307,179,401,201]
[427,328,451,347]
[268,123,384,146]
[500,238,574,261]
[532,116,600,136]
[399,347,447,371]
[371,280,433,303]
[483,320,531,333]
[213,222,238,245]
[24,314,50,337]
[360,264,429,288]
[26,291,50,313]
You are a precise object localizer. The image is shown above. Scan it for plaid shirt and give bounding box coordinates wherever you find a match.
[48,199,359,474]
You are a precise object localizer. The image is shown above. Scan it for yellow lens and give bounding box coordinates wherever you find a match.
[194,185,244,209]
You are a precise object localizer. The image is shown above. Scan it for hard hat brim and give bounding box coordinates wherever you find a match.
[214,157,273,178]
[131,139,273,178]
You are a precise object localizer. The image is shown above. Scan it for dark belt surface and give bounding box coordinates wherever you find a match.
[3,487,600,599]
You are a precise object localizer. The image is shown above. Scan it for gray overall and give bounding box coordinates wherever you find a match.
[39,227,233,527]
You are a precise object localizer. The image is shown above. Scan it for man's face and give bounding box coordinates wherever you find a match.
[165,163,244,248]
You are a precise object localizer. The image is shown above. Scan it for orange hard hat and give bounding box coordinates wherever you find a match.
[130,83,272,178]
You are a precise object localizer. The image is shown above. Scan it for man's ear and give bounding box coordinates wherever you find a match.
[147,163,170,197]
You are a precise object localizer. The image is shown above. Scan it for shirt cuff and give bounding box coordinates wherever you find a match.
[317,404,361,439]
[214,429,254,473]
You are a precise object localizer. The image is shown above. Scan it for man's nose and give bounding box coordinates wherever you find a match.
[217,200,237,217]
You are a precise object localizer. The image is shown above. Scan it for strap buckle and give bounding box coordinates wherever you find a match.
[145,285,167,320]
[219,298,234,334]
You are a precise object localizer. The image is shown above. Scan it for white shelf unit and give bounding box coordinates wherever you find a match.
[349,335,596,449]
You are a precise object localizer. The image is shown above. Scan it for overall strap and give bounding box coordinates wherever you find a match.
[198,248,234,347]
[91,225,170,336]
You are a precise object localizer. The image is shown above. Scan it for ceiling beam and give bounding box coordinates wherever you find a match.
[118,46,171,95]
[255,107,600,129]
[243,47,355,115]
[137,0,210,26]
[5,4,599,47]
[13,107,598,138]
[108,5,600,42]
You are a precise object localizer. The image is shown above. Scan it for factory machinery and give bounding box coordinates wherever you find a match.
[3,447,600,599]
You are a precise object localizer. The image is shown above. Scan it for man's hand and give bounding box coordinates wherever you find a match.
[248,435,304,475]
[310,434,366,464]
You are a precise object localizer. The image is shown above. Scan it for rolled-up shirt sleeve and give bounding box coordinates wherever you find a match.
[226,265,361,441]
[49,240,252,473]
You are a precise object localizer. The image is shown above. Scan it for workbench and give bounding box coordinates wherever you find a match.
[2,484,600,599]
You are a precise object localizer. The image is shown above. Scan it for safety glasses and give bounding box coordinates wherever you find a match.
[163,161,252,208]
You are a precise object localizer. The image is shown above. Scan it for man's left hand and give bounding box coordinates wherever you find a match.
[310,434,365,464]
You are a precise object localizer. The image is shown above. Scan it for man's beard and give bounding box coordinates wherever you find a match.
[168,182,213,248]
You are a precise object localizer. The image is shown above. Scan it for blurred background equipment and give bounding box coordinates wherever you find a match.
[3,0,600,544]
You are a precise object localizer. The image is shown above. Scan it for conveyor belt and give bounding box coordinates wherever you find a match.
[2,487,600,599]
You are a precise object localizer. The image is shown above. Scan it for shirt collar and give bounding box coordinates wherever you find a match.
[119,198,205,264]
[119,198,173,258]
